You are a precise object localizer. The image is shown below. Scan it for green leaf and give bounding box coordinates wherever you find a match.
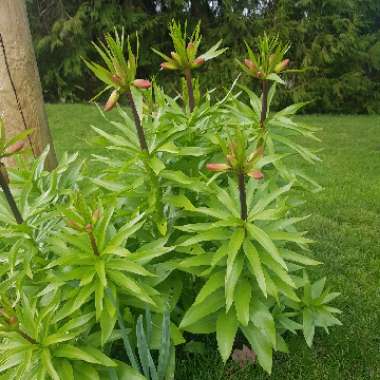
[72,362,100,380]
[136,315,158,380]
[303,308,315,347]
[194,271,225,305]
[106,216,145,249]
[243,239,267,297]
[95,260,107,287]
[215,188,240,218]
[276,334,289,353]
[281,249,322,266]
[157,310,171,380]
[259,252,295,288]
[55,312,95,336]
[107,271,156,306]
[115,360,147,380]
[249,183,292,217]
[41,349,60,380]
[54,344,115,366]
[234,279,252,326]
[246,224,287,269]
[100,309,117,346]
[56,359,74,380]
[216,309,238,363]
[199,40,228,61]
[250,299,276,348]
[107,258,155,277]
[180,290,225,329]
[266,73,285,84]
[225,254,244,311]
[241,324,273,374]
[311,277,326,299]
[226,228,245,280]
[211,243,229,267]
[149,156,166,175]
[178,229,228,246]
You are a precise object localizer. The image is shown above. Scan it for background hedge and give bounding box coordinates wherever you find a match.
[27,0,380,113]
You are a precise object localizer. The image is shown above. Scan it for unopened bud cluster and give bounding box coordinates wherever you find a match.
[206,144,264,181]
[160,42,205,72]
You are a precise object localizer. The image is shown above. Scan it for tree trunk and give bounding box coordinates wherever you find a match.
[0,0,57,170]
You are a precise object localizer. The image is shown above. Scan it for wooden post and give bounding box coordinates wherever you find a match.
[0,0,57,170]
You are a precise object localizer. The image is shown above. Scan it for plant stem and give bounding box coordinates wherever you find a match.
[238,171,247,220]
[87,228,100,256]
[126,90,148,152]
[184,68,195,112]
[260,80,269,129]
[0,310,36,344]
[0,164,23,224]
[17,328,37,344]
[125,91,164,233]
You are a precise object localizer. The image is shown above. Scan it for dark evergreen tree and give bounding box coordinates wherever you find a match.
[27,0,380,113]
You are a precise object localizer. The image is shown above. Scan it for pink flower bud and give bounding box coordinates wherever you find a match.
[9,316,17,325]
[160,62,178,70]
[206,163,231,172]
[67,219,82,230]
[275,59,289,73]
[193,57,205,66]
[187,42,195,50]
[6,141,24,155]
[85,223,93,232]
[132,79,151,89]
[244,59,256,71]
[104,90,119,112]
[248,170,264,180]
[111,74,122,86]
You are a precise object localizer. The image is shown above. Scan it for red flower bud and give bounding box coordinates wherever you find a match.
[9,316,17,325]
[244,59,256,71]
[7,141,24,155]
[206,163,231,172]
[67,219,82,230]
[248,170,264,180]
[274,59,289,73]
[193,57,205,67]
[132,79,151,89]
[104,90,119,112]
[160,62,178,70]
[111,74,123,86]
[85,224,93,232]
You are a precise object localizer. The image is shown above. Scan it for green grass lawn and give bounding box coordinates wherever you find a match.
[46,104,380,380]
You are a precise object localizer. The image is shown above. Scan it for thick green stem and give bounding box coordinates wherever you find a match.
[238,171,247,220]
[126,90,148,152]
[184,68,195,112]
[0,164,23,224]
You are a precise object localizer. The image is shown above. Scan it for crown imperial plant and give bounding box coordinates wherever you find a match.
[0,22,340,380]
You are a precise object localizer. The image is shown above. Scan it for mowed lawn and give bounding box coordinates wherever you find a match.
[46,104,380,380]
